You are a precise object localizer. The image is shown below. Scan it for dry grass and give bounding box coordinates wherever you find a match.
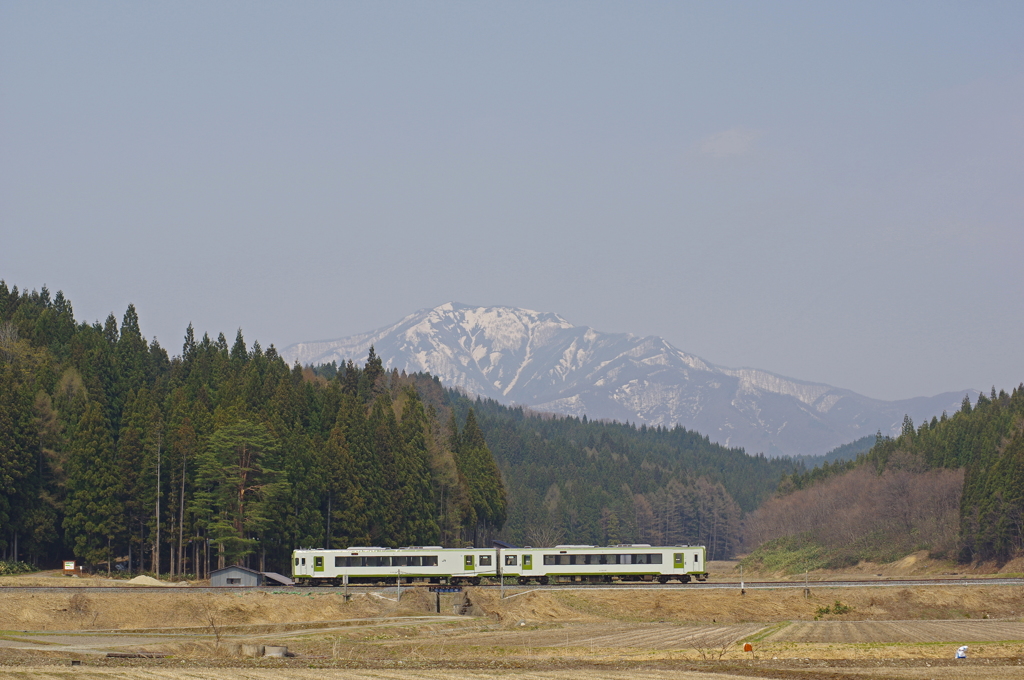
[0,588,436,632]
[2,582,1024,679]
[719,550,1024,581]
[1,583,1021,632]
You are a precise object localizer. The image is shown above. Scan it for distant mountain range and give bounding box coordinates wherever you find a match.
[281,303,975,457]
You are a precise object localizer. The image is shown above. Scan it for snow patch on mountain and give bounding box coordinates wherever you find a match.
[282,303,976,457]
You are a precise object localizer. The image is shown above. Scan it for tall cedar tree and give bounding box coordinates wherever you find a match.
[63,401,123,571]
[452,409,507,544]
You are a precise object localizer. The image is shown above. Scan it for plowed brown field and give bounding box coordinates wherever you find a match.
[4,577,1024,679]
[770,620,1024,644]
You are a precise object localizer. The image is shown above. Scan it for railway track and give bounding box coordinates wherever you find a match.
[1,576,1022,593]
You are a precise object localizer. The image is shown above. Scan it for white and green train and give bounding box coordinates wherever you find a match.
[291,544,708,586]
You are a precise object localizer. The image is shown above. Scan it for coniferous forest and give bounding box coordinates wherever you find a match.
[0,283,505,576]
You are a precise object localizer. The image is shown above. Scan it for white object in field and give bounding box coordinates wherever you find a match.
[955,645,968,659]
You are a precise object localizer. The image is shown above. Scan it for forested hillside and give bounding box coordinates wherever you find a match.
[307,361,802,560]
[446,396,798,560]
[745,386,1024,568]
[793,435,874,469]
[0,282,506,575]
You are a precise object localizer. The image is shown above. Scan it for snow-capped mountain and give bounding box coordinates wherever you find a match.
[281,303,974,457]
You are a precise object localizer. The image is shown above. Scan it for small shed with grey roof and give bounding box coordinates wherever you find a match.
[210,566,294,587]
[211,565,262,587]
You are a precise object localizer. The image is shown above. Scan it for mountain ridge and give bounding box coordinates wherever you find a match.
[282,303,974,457]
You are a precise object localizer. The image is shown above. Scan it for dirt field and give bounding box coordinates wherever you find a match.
[3,574,1024,679]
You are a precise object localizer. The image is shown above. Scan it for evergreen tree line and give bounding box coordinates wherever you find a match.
[446,396,799,560]
[0,283,506,574]
[771,385,1024,563]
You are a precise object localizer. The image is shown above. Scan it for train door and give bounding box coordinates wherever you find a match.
[314,555,324,573]
[522,554,532,571]
[674,553,684,570]
[464,554,475,572]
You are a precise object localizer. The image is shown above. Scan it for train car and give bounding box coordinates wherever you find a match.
[291,543,707,586]
[291,546,496,586]
[498,544,706,584]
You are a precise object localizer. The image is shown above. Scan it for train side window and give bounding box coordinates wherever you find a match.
[544,555,556,565]
[393,556,407,567]
[424,556,438,567]
[294,558,299,566]
[505,555,518,566]
[479,555,492,566]
[650,554,662,564]
[335,556,343,567]
[408,556,422,567]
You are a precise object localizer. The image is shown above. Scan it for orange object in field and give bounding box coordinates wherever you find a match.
[743,643,753,652]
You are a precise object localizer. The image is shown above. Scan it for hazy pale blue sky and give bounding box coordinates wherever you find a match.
[2,2,1021,401]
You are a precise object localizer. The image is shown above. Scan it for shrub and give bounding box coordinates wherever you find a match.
[0,561,37,576]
